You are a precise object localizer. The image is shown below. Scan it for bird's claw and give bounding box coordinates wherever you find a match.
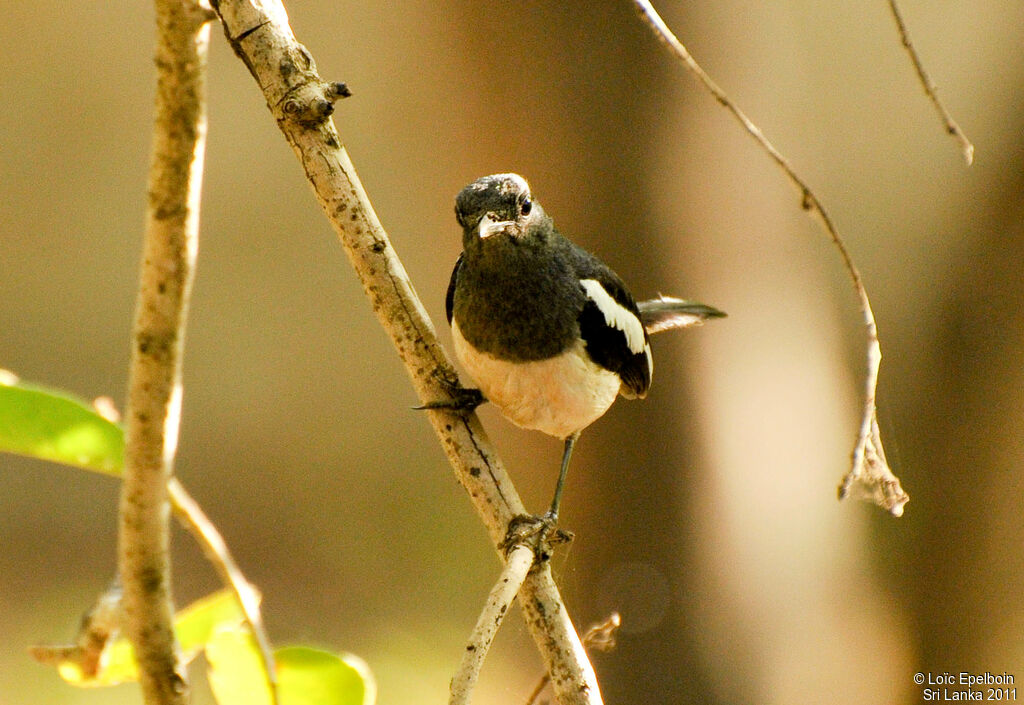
[502,513,573,562]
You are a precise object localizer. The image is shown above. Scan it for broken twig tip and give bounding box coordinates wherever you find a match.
[328,81,352,101]
[581,613,623,653]
[887,0,975,167]
[961,140,975,167]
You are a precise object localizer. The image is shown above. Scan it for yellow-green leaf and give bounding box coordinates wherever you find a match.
[0,377,123,476]
[207,626,274,705]
[206,630,375,705]
[177,589,248,655]
[277,646,375,705]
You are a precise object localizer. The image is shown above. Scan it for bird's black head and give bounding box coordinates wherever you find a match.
[454,173,547,249]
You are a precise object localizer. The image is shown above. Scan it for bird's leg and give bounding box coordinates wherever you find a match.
[502,432,580,559]
[412,385,486,412]
[545,432,580,523]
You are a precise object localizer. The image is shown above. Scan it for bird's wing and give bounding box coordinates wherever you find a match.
[638,296,727,334]
[445,253,463,326]
[571,253,652,399]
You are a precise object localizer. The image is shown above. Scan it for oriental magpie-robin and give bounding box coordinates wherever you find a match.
[444,173,724,522]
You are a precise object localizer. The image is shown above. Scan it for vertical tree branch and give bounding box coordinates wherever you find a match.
[209,1,602,702]
[119,1,213,702]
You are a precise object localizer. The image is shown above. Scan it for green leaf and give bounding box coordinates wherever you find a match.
[207,626,274,705]
[0,377,124,476]
[207,630,375,705]
[277,646,375,705]
[176,589,247,656]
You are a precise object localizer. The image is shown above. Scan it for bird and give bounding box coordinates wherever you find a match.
[443,173,724,523]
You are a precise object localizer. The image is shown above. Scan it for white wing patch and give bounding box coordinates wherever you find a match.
[579,279,646,355]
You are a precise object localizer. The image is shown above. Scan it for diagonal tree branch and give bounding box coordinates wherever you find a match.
[119,0,214,702]
[887,0,974,165]
[631,0,909,517]
[449,543,534,705]
[208,1,602,702]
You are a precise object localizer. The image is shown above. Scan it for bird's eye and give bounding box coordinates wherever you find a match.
[520,198,533,216]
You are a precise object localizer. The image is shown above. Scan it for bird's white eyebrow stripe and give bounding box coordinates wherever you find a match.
[508,173,530,194]
[579,279,646,354]
[492,172,530,195]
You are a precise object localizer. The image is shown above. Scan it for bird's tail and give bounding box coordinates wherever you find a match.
[638,296,726,334]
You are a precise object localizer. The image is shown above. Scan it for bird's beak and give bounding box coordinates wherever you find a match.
[478,213,515,239]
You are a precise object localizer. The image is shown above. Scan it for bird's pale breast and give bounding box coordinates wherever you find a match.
[452,319,621,440]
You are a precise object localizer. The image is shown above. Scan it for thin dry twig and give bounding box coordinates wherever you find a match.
[631,0,909,517]
[449,543,535,705]
[209,1,602,702]
[580,613,622,653]
[28,581,124,678]
[118,0,213,702]
[887,0,974,165]
[168,479,276,699]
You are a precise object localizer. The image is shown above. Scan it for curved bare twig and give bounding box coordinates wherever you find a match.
[631,0,909,516]
[168,479,276,699]
[887,0,975,165]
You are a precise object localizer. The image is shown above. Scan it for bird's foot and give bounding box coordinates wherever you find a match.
[413,386,486,413]
[502,512,573,562]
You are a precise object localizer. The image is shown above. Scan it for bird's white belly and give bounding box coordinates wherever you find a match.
[451,320,622,439]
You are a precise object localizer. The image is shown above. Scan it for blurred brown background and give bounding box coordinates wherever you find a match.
[2,1,1023,703]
